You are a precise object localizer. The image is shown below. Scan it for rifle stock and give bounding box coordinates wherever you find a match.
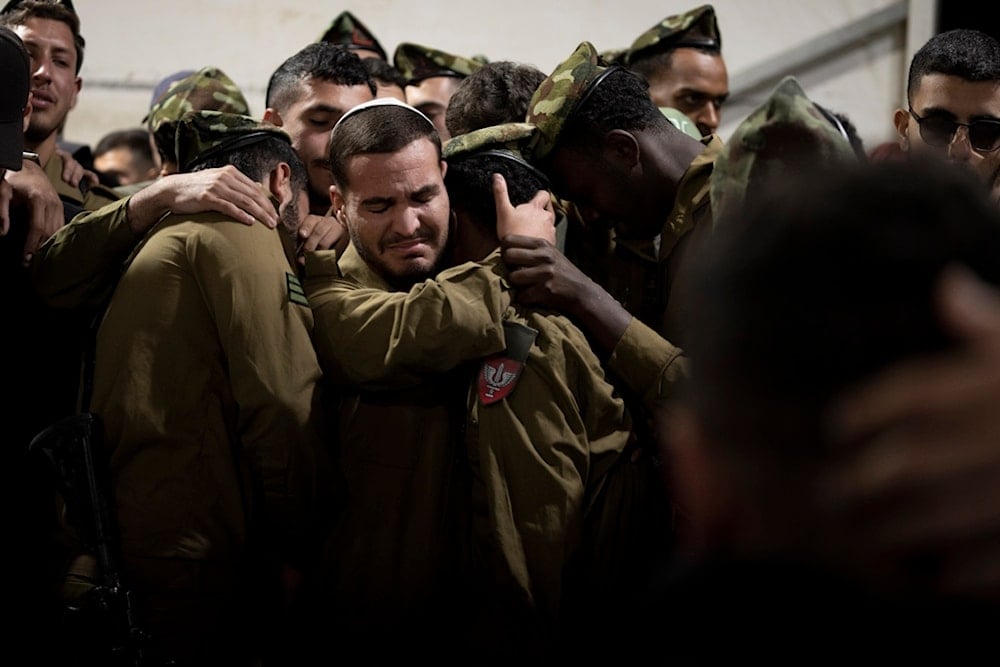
[30,413,165,666]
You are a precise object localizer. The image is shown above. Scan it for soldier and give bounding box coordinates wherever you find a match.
[301,98,687,660]
[301,98,506,659]
[606,4,729,138]
[2,25,84,662]
[65,111,329,665]
[512,39,722,348]
[264,41,375,216]
[32,45,371,312]
[450,121,698,657]
[491,39,722,633]
[317,9,387,61]
[0,0,119,211]
[393,41,485,140]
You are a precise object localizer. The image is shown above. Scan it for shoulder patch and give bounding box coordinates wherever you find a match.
[286,272,309,306]
[478,321,538,405]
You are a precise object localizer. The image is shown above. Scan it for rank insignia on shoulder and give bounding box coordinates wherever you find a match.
[286,273,309,306]
[478,321,538,405]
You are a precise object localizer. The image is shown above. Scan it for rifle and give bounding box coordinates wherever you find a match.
[29,412,162,666]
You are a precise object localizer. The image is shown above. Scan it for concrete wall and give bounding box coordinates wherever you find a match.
[65,0,935,152]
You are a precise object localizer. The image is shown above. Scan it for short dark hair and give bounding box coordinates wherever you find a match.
[92,127,157,185]
[0,0,84,72]
[328,104,441,188]
[445,61,546,137]
[559,68,667,156]
[682,159,1000,463]
[445,153,547,234]
[93,127,152,159]
[363,57,406,90]
[907,29,1000,104]
[265,42,376,111]
[191,135,307,196]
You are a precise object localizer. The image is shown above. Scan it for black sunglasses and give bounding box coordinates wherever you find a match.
[908,108,1000,153]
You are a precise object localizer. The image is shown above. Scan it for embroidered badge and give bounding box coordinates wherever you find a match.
[286,273,309,306]
[478,321,538,405]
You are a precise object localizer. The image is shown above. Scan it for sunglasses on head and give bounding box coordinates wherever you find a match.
[909,108,1000,153]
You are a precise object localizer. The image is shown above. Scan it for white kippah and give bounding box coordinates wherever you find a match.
[333,97,435,133]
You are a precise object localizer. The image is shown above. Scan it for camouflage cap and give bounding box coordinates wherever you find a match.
[599,48,627,65]
[442,122,549,185]
[710,76,859,226]
[149,69,195,107]
[145,66,251,164]
[393,42,484,86]
[623,4,721,66]
[525,41,621,162]
[317,10,387,61]
[173,110,290,174]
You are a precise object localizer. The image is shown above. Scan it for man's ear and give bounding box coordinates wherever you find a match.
[892,107,910,150]
[603,129,640,169]
[263,108,283,127]
[329,185,346,220]
[268,161,293,206]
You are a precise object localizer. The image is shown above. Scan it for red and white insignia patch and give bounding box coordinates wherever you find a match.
[478,320,538,405]
[478,357,523,405]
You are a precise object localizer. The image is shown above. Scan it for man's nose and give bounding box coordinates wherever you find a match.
[696,103,721,136]
[948,124,974,159]
[392,206,422,236]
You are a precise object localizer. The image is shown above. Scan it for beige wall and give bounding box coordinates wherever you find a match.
[64,0,932,152]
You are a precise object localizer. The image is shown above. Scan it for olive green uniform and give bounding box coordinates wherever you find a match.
[569,135,721,346]
[44,150,122,211]
[32,195,141,308]
[304,245,685,655]
[89,212,326,662]
[303,244,507,655]
[464,303,632,652]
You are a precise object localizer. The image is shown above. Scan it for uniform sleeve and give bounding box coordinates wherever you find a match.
[303,249,512,390]
[607,317,689,413]
[193,222,327,558]
[31,196,143,308]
